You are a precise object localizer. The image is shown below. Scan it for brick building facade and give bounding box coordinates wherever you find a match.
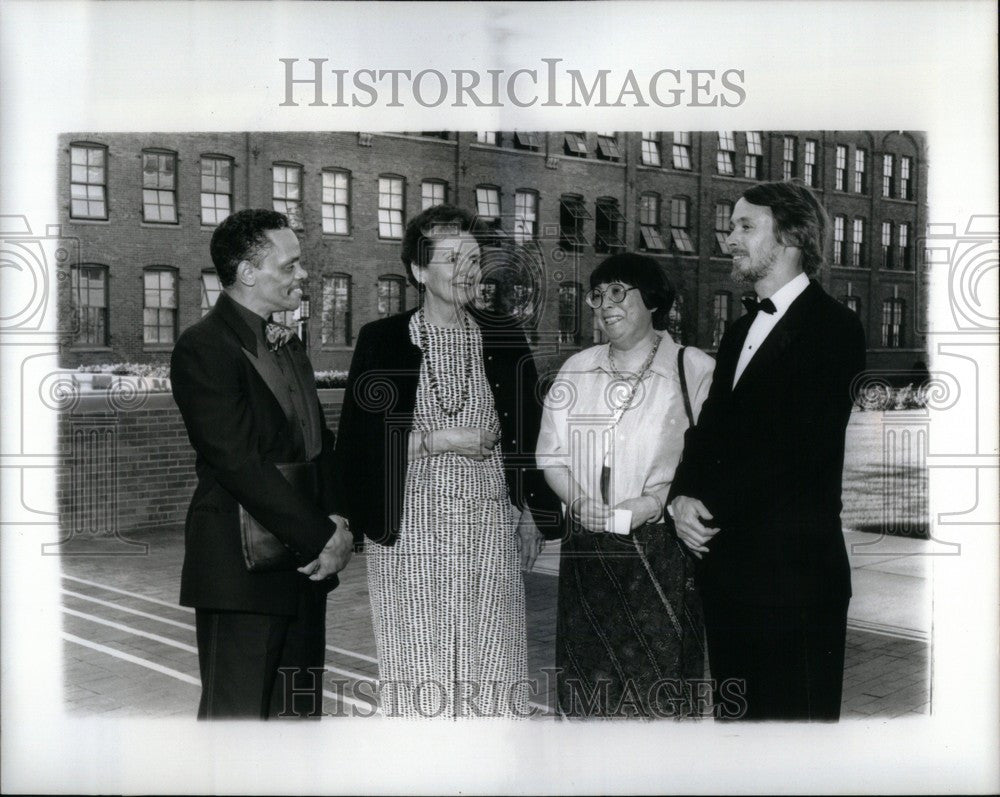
[57,130,928,377]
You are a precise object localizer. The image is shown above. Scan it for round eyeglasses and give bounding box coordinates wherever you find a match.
[585,284,640,309]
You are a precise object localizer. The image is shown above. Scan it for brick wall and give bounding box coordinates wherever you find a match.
[57,390,345,536]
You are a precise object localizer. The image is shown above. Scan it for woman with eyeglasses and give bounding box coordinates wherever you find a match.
[332,204,561,718]
[537,252,716,718]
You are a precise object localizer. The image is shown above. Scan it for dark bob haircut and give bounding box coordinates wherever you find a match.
[210,209,289,287]
[589,252,675,331]
[741,180,829,276]
[400,204,490,289]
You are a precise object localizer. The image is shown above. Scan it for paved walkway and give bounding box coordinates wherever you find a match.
[59,526,929,720]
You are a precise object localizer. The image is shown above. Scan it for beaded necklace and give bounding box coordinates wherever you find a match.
[417,306,474,417]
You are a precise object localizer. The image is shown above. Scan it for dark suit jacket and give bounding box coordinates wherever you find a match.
[669,280,866,607]
[170,292,339,615]
[331,307,563,546]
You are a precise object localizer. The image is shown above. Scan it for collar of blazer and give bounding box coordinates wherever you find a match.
[731,279,824,394]
[213,291,297,424]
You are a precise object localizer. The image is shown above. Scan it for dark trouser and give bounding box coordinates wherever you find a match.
[703,597,849,721]
[195,589,327,720]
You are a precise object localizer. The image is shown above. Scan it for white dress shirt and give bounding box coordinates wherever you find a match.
[732,272,810,387]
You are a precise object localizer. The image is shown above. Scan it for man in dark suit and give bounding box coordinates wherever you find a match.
[669,181,866,721]
[170,209,353,719]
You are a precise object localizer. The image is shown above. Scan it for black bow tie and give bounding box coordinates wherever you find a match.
[742,296,777,317]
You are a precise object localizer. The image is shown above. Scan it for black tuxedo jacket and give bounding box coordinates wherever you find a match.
[170,292,338,615]
[331,307,563,546]
[669,280,866,606]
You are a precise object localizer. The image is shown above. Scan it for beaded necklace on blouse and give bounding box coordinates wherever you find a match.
[416,306,474,417]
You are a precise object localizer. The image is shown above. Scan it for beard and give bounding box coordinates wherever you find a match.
[730,246,778,285]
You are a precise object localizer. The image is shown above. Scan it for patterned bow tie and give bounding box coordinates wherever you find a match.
[264,321,295,351]
[742,296,777,317]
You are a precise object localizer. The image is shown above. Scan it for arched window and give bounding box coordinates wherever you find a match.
[200,154,233,226]
[421,179,448,210]
[378,174,405,239]
[377,274,406,318]
[321,169,350,235]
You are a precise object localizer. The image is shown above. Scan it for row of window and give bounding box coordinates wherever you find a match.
[832,217,914,269]
[70,263,909,352]
[68,266,406,349]
[708,291,907,349]
[69,135,917,226]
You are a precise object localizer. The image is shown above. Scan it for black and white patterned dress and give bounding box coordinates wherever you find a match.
[366,312,528,718]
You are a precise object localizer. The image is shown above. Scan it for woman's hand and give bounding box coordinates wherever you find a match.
[570,498,611,534]
[432,427,498,461]
[515,507,545,572]
[613,495,662,530]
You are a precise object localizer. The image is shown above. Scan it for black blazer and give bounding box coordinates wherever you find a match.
[331,307,563,546]
[170,292,338,615]
[669,280,866,607]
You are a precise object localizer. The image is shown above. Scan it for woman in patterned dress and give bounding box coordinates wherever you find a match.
[332,205,560,718]
[537,252,716,718]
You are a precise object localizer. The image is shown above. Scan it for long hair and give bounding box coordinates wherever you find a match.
[742,180,829,275]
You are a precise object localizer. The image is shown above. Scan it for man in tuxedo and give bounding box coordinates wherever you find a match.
[170,209,353,719]
[669,181,866,721]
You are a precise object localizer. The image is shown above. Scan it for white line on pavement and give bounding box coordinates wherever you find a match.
[62,607,198,653]
[326,644,378,664]
[63,633,201,686]
[61,589,198,631]
[62,573,195,613]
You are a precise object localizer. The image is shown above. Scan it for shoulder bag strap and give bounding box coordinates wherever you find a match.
[677,346,695,428]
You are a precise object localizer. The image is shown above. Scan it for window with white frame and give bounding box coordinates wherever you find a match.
[782,136,797,181]
[70,265,108,345]
[200,156,232,226]
[476,132,499,145]
[835,145,848,191]
[322,273,352,345]
[321,169,350,235]
[378,175,405,239]
[899,222,911,269]
[671,132,692,169]
[833,215,846,266]
[272,163,303,229]
[201,271,222,316]
[514,190,538,243]
[377,275,405,318]
[421,179,447,210]
[70,144,108,219]
[900,156,912,200]
[881,221,894,269]
[641,132,661,166]
[142,150,178,223]
[852,218,865,267]
[854,148,868,193]
[744,132,762,179]
[717,132,735,175]
[475,185,501,225]
[804,140,818,187]
[670,196,695,253]
[143,268,177,344]
[881,298,904,347]
[639,193,666,252]
[882,154,894,198]
[715,202,732,255]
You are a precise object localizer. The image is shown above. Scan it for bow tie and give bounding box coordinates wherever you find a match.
[742,296,777,317]
[264,320,295,351]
